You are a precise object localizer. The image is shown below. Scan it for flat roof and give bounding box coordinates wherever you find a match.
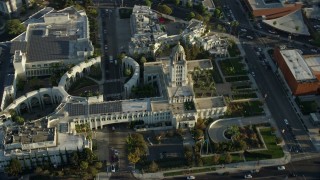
[89,101,122,114]
[279,49,316,81]
[26,29,76,62]
[122,100,150,113]
[195,97,226,109]
[304,55,320,73]
[187,59,213,72]
[246,0,283,10]
[263,9,310,35]
[151,101,171,112]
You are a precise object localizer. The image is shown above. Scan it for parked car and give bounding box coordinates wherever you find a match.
[244,174,253,179]
[241,28,247,32]
[246,36,253,40]
[111,165,116,172]
[284,119,289,125]
[278,166,285,170]
[187,176,195,180]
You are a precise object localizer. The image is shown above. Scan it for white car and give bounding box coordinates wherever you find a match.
[246,36,253,40]
[311,49,317,53]
[241,28,247,32]
[277,166,285,171]
[284,119,289,125]
[244,174,252,179]
[251,72,255,77]
[187,176,195,180]
[268,30,276,34]
[111,165,116,172]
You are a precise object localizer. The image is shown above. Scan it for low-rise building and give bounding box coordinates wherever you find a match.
[274,48,319,95]
[10,6,94,79]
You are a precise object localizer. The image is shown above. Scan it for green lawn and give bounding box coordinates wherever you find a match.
[201,153,244,166]
[227,42,241,57]
[219,58,247,76]
[245,128,284,160]
[211,60,223,83]
[163,167,216,177]
[232,93,257,100]
[225,101,264,117]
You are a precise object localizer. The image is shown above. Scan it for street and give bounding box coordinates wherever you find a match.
[165,158,320,180]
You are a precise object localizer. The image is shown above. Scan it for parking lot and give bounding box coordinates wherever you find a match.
[140,130,184,161]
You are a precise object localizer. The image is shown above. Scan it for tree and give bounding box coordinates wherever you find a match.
[88,166,98,176]
[276,137,283,144]
[148,161,159,172]
[224,152,232,164]
[172,0,180,5]
[95,161,103,169]
[80,161,89,170]
[6,158,22,176]
[140,56,147,64]
[70,151,79,166]
[188,12,195,20]
[214,8,221,18]
[34,167,43,174]
[186,1,192,8]
[145,0,152,7]
[194,13,203,21]
[15,116,25,125]
[82,148,95,164]
[29,77,41,90]
[195,118,206,130]
[124,68,132,77]
[194,129,204,140]
[273,21,277,25]
[6,19,26,36]
[212,154,220,165]
[157,4,173,15]
[127,148,141,168]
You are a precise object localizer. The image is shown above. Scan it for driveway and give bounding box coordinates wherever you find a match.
[208,116,270,143]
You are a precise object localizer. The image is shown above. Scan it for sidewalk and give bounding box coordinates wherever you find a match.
[133,151,291,179]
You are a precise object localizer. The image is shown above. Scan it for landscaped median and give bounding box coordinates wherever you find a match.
[163,167,216,177]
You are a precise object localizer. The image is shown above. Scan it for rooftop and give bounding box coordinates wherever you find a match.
[247,0,284,10]
[3,121,54,147]
[122,100,151,113]
[263,9,310,35]
[195,96,226,109]
[187,59,213,72]
[279,49,316,81]
[27,30,76,62]
[304,55,320,73]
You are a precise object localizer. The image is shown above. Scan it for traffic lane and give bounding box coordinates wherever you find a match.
[242,43,315,152]
[0,43,12,107]
[165,170,287,180]
[287,157,320,179]
[225,0,249,26]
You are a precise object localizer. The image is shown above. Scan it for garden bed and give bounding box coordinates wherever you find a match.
[219,58,247,76]
[232,93,257,100]
[225,76,249,82]
[244,127,284,160]
[211,60,223,83]
[225,101,264,117]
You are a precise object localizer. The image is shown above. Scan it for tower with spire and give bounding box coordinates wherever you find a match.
[169,42,188,87]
